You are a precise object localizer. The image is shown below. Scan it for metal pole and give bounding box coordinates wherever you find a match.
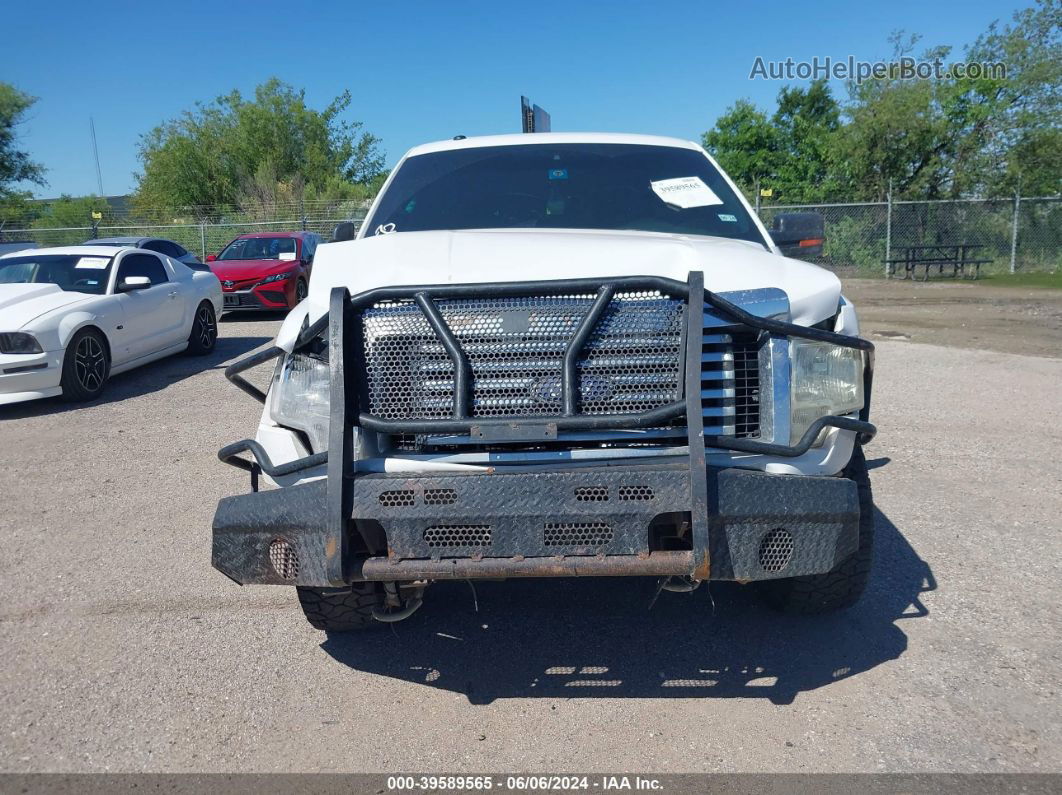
[754,177,761,215]
[1010,187,1021,274]
[90,117,104,196]
[885,179,893,278]
[200,223,207,260]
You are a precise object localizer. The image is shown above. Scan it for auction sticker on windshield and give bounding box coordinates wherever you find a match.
[75,257,110,269]
[650,176,723,208]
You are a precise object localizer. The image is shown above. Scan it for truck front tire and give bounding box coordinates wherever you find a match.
[296,583,386,632]
[755,445,874,614]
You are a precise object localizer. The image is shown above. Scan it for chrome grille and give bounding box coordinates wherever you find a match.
[732,333,761,438]
[362,293,685,421]
[701,331,761,439]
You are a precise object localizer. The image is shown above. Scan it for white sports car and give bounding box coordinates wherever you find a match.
[0,245,222,405]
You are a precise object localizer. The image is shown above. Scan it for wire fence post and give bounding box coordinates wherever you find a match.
[884,179,893,278]
[1010,188,1021,274]
[754,177,761,215]
[199,223,207,260]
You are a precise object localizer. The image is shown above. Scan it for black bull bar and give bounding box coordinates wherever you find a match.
[214,272,876,586]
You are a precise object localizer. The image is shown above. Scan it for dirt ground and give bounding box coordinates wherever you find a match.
[841,277,1062,358]
[1,280,1060,775]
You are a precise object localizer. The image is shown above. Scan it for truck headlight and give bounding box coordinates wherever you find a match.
[269,352,330,452]
[789,340,864,445]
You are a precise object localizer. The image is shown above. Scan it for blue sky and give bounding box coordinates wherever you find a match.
[5,0,1030,198]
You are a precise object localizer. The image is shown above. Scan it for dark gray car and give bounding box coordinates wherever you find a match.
[82,237,209,271]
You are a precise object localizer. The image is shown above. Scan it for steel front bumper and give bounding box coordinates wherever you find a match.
[211,464,860,586]
[212,271,874,588]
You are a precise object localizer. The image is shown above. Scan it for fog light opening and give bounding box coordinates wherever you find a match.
[268,538,300,580]
[758,528,794,573]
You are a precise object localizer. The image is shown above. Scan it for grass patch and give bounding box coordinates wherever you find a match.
[979,271,1062,289]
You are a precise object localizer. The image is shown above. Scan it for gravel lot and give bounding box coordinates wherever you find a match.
[1,298,1060,773]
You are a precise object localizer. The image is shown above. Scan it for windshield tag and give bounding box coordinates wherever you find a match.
[75,257,110,269]
[278,252,297,261]
[650,176,722,209]
[375,223,397,235]
[718,213,738,222]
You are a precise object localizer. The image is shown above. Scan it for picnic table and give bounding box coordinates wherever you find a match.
[886,244,992,280]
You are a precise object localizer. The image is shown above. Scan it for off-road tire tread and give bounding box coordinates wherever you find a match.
[296,583,384,632]
[756,446,874,614]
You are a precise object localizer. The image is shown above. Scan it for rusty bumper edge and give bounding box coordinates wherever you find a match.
[356,551,695,581]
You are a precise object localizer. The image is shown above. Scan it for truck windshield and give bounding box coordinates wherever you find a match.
[365,143,767,246]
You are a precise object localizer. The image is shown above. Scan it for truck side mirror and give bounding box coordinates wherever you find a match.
[332,221,356,242]
[769,212,825,259]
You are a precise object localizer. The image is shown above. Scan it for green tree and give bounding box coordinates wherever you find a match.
[31,195,113,228]
[0,83,47,222]
[703,2,1061,202]
[831,35,955,201]
[834,2,1061,200]
[962,0,1062,195]
[134,79,384,217]
[703,82,842,203]
[771,80,842,201]
[701,100,779,196]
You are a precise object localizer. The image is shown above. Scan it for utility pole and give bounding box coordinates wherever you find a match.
[885,179,893,278]
[89,117,104,196]
[1010,176,1021,274]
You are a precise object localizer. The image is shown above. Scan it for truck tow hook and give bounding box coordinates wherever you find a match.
[372,598,424,624]
[661,575,702,593]
[648,575,703,610]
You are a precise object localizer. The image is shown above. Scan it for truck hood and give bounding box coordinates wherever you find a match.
[0,283,92,330]
[286,228,842,349]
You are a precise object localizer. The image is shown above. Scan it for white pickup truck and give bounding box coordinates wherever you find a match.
[211,132,876,633]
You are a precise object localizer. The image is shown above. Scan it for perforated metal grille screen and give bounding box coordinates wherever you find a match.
[361,293,685,420]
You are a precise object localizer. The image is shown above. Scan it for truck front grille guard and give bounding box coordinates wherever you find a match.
[221,273,870,581]
[220,273,875,477]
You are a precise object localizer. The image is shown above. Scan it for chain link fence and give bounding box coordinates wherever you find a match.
[757,196,1061,275]
[0,216,365,259]
[1,196,1058,275]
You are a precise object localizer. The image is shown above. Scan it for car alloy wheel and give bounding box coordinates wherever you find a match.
[197,304,217,348]
[295,279,308,304]
[74,335,107,392]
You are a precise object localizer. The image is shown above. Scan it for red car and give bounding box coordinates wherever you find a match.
[207,232,322,312]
